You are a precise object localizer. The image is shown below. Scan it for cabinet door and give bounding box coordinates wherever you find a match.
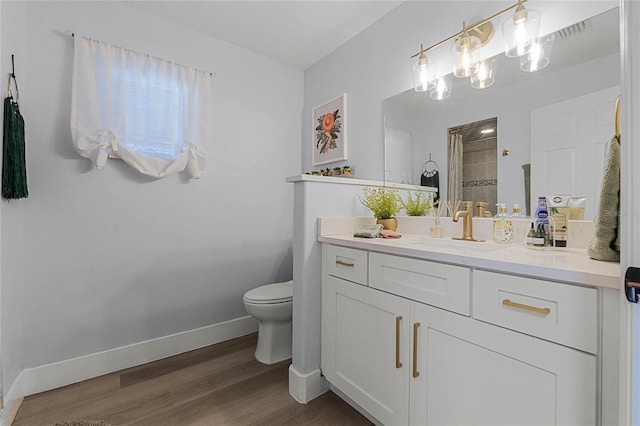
[410,302,597,426]
[322,275,411,425]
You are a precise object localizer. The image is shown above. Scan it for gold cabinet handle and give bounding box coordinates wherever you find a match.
[395,316,403,369]
[502,299,551,315]
[335,260,354,267]
[412,322,420,378]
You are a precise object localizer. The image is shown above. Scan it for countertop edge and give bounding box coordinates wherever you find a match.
[319,234,620,290]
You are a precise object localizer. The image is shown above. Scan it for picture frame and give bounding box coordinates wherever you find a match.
[312,93,347,166]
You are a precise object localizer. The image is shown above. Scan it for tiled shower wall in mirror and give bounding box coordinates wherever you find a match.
[462,137,497,211]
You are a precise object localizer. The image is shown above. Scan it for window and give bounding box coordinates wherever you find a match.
[71,36,213,179]
[112,68,186,161]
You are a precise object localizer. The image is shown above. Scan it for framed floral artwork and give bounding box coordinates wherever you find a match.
[312,94,347,166]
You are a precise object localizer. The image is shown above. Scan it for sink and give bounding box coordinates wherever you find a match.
[405,237,509,253]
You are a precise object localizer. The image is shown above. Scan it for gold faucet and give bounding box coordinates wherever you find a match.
[452,201,485,242]
[474,201,492,218]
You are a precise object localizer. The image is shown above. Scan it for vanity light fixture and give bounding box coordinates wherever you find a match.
[502,0,540,58]
[452,22,482,78]
[411,43,436,92]
[410,0,546,99]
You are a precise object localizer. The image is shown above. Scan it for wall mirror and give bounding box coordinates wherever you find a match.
[383,6,619,219]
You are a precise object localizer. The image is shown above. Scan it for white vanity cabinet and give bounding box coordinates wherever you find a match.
[410,301,596,426]
[321,244,601,426]
[322,273,411,425]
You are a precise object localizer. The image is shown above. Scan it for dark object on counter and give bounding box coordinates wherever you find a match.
[354,224,383,238]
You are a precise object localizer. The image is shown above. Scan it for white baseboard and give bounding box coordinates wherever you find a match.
[1,393,22,426]
[2,315,257,423]
[288,365,329,403]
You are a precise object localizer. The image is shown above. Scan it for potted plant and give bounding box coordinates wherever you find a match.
[359,186,402,230]
[402,191,433,216]
[343,165,351,175]
[333,166,343,176]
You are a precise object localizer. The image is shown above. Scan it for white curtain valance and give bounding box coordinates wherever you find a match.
[71,35,213,179]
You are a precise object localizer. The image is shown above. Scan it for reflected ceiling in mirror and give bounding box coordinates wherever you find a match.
[387,7,618,111]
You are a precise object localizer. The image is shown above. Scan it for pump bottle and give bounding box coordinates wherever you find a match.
[493,203,513,244]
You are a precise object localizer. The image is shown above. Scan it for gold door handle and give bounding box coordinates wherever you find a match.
[335,260,354,267]
[502,299,551,315]
[395,316,403,369]
[412,322,420,378]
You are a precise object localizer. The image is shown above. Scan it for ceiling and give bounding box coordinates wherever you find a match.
[121,0,404,70]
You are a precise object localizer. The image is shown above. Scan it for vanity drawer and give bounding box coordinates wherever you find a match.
[473,270,598,354]
[324,245,368,285]
[369,252,471,315]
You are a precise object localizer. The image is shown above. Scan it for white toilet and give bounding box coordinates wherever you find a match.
[243,280,293,364]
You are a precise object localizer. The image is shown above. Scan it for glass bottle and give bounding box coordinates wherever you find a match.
[493,204,505,243]
[493,203,513,244]
[511,204,524,218]
[511,204,524,244]
[533,223,545,247]
[430,218,444,238]
[526,222,535,246]
[503,205,514,243]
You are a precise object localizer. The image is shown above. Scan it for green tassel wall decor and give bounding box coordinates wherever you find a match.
[2,95,28,199]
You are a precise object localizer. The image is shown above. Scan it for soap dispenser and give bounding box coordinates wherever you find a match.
[493,203,513,244]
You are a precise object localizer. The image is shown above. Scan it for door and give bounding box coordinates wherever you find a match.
[384,126,413,184]
[620,1,640,423]
[410,302,597,426]
[322,275,410,425]
[531,85,620,220]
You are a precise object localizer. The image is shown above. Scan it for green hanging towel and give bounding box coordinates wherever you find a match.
[2,94,28,199]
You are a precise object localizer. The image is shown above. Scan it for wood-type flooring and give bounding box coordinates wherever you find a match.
[13,334,372,425]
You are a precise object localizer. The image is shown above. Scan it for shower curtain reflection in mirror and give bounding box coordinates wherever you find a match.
[447,131,463,205]
[448,118,498,210]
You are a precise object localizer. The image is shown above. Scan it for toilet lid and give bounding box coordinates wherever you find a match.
[243,280,293,304]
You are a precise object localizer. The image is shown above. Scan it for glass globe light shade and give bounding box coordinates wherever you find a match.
[452,33,481,78]
[520,33,554,72]
[502,5,540,57]
[471,58,497,89]
[411,52,436,92]
[430,73,453,100]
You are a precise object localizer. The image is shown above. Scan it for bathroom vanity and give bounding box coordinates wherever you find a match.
[319,220,619,426]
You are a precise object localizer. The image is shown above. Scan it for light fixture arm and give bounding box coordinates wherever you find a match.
[418,43,426,60]
[410,0,528,59]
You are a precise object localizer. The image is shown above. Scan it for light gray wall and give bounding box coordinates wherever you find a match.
[1,0,302,392]
[303,1,617,181]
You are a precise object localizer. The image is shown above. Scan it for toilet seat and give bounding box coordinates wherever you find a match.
[243,280,293,304]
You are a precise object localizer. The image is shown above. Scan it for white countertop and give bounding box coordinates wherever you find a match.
[319,233,620,290]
